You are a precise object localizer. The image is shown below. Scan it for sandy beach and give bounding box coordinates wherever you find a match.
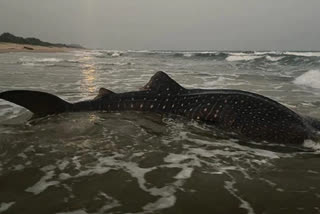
[0,42,79,53]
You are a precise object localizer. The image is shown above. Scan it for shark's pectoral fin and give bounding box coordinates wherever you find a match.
[94,87,115,100]
[141,71,186,93]
[0,90,72,115]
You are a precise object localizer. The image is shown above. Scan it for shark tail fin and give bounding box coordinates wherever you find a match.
[0,90,73,116]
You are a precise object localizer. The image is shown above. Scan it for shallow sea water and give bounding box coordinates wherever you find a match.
[1,50,320,214]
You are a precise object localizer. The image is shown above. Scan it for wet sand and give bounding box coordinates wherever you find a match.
[0,42,79,53]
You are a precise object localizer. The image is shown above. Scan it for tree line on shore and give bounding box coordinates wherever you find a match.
[0,32,84,49]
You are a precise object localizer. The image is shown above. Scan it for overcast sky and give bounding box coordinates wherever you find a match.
[1,0,320,50]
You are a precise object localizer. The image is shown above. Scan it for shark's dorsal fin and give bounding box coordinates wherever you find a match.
[141,71,185,93]
[94,88,115,100]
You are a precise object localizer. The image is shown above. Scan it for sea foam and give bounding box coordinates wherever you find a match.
[266,56,284,62]
[19,57,63,63]
[293,70,320,89]
[0,202,15,213]
[226,53,263,62]
[18,56,63,66]
[284,52,320,57]
[303,140,320,151]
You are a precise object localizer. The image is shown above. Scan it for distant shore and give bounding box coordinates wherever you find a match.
[0,42,82,53]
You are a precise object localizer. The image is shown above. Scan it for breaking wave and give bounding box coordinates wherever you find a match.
[283,52,320,57]
[26,50,319,66]
[19,56,63,63]
[122,50,320,64]
[226,54,263,62]
[18,57,65,67]
[294,69,320,89]
[17,56,83,67]
[265,56,285,61]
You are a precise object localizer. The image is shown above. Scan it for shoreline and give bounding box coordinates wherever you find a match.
[0,42,82,53]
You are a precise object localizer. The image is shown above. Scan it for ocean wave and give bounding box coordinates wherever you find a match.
[66,59,80,63]
[97,61,134,66]
[180,52,220,58]
[97,49,320,57]
[74,50,105,57]
[265,56,285,62]
[182,52,193,57]
[128,50,298,62]
[226,54,263,62]
[293,69,320,89]
[111,52,121,57]
[82,50,320,64]
[18,56,64,66]
[253,51,280,55]
[19,56,63,63]
[284,52,320,57]
[128,50,225,58]
[18,56,84,67]
[186,52,220,58]
[19,62,37,66]
[98,50,125,57]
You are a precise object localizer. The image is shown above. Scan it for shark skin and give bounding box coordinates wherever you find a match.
[0,71,319,144]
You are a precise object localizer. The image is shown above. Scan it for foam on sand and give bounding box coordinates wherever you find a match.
[56,210,88,214]
[25,165,59,194]
[293,70,320,89]
[0,202,15,213]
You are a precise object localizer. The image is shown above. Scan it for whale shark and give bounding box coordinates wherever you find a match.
[0,71,319,144]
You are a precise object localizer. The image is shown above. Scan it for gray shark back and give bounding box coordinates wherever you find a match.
[184,89,310,144]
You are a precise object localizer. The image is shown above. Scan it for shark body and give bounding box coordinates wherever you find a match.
[0,71,319,144]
